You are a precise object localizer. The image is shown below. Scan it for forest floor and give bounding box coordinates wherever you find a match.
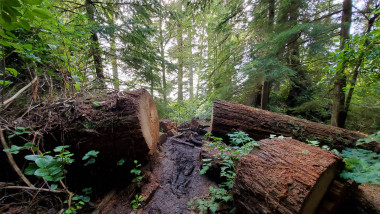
[1,119,379,214]
[92,127,219,214]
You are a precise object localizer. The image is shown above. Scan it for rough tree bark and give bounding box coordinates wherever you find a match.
[23,89,159,159]
[4,89,159,189]
[211,100,374,151]
[233,138,343,214]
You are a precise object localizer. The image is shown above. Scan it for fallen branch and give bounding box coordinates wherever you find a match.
[0,129,35,188]
[1,76,37,108]
[2,185,64,193]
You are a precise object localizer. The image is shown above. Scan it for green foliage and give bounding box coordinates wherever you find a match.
[195,131,259,213]
[199,159,212,175]
[24,145,73,183]
[3,142,34,154]
[117,159,125,166]
[168,100,199,124]
[64,188,92,214]
[130,160,142,184]
[306,135,379,184]
[188,186,233,214]
[340,148,379,185]
[227,131,254,146]
[131,194,145,211]
[82,150,99,166]
[356,131,380,146]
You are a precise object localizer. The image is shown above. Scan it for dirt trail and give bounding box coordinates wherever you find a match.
[141,136,215,214]
[96,131,216,214]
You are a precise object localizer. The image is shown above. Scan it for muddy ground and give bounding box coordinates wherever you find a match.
[94,131,217,214]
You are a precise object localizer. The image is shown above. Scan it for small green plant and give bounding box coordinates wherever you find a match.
[64,188,92,214]
[82,150,99,166]
[130,160,142,184]
[24,145,74,190]
[130,160,144,211]
[188,186,233,214]
[305,139,340,155]
[195,131,259,213]
[131,194,145,211]
[199,159,212,175]
[117,158,125,166]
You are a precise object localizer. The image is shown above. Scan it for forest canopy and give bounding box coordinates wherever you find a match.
[0,0,379,133]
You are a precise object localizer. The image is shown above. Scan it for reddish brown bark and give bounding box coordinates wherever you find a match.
[233,138,343,214]
[211,99,372,151]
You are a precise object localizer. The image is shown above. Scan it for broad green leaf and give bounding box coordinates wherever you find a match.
[24,164,38,175]
[50,183,58,191]
[25,154,40,161]
[36,157,51,168]
[5,68,17,77]
[22,0,43,5]
[23,44,32,50]
[44,175,54,181]
[19,19,31,31]
[0,80,12,86]
[3,0,21,7]
[49,166,62,175]
[34,168,50,176]
[32,8,51,19]
[84,158,95,166]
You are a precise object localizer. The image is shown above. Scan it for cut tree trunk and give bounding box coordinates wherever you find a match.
[10,89,159,189]
[233,138,343,214]
[211,100,375,152]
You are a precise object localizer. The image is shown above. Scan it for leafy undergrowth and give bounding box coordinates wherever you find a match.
[189,131,259,213]
[306,131,380,185]
[340,148,379,184]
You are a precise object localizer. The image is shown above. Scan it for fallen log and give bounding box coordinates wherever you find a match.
[4,89,159,189]
[233,138,343,214]
[211,99,375,151]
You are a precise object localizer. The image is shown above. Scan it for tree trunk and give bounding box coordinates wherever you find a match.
[188,28,194,100]
[233,138,343,214]
[261,81,270,110]
[10,89,159,189]
[159,11,167,103]
[341,8,378,127]
[22,89,159,158]
[177,22,184,101]
[260,0,275,110]
[211,100,374,151]
[110,33,119,90]
[249,82,262,107]
[331,0,352,127]
[85,0,104,83]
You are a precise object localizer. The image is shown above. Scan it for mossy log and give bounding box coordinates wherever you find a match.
[233,138,343,214]
[211,99,374,151]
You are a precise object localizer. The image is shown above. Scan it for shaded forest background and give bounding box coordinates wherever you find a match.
[0,0,379,133]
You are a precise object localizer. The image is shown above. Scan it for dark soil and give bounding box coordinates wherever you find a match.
[95,131,216,214]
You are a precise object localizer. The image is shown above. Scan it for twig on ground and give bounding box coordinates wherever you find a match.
[0,129,35,188]
[0,76,37,109]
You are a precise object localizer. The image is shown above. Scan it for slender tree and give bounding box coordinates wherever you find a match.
[331,0,352,127]
[85,0,105,83]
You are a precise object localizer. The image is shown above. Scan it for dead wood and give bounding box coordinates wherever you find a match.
[211,99,375,151]
[233,138,343,214]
